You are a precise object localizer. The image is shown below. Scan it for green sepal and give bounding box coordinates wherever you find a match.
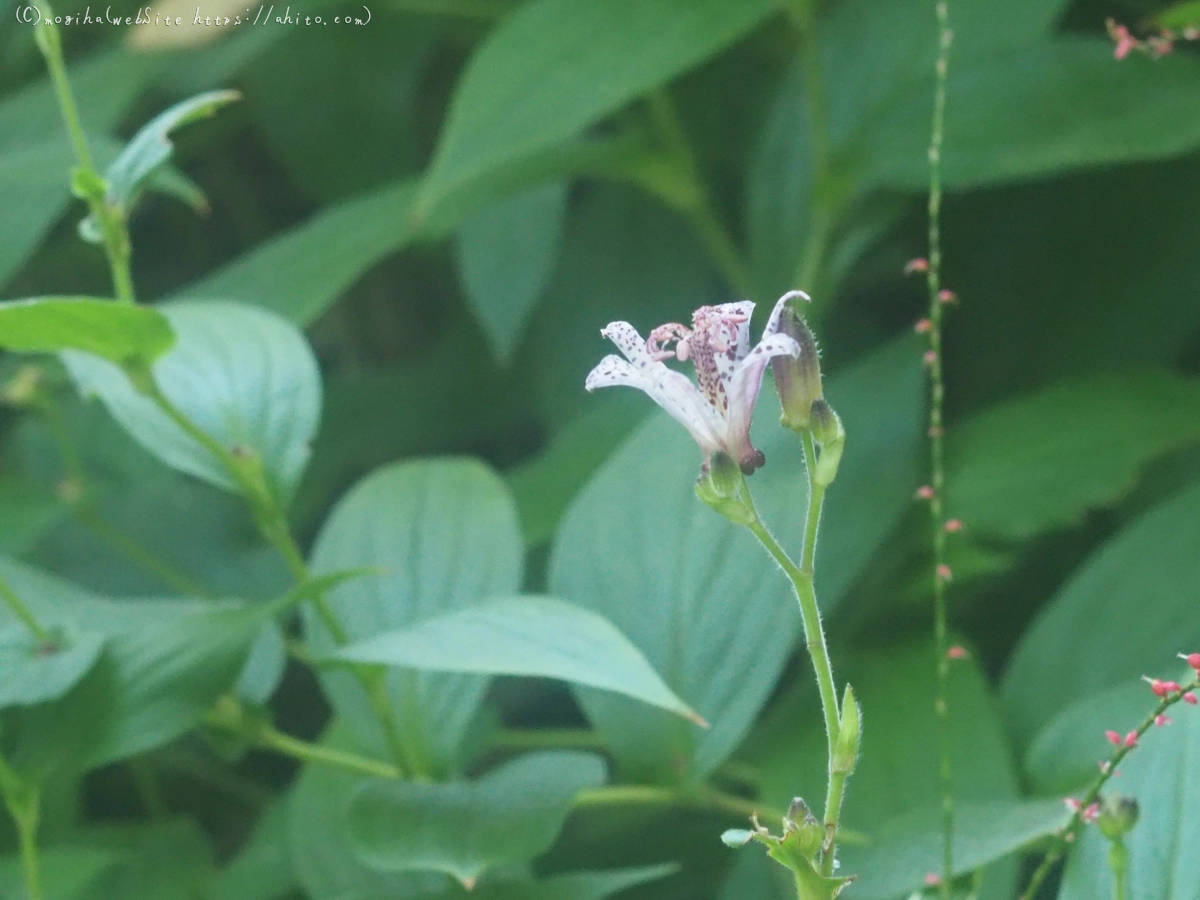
[695,453,758,527]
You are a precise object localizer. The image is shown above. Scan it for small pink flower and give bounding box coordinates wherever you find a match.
[1163,681,1182,693]
[914,318,933,334]
[947,645,968,660]
[1149,678,1169,697]
[944,518,963,533]
[1180,652,1200,672]
[937,289,957,304]
[936,564,952,582]
[924,873,941,887]
[1106,730,1122,747]
[1064,797,1081,812]
[923,349,938,366]
[1082,803,1100,823]
[1106,19,1140,59]
[916,485,935,500]
[1184,692,1198,705]
[905,258,930,275]
[1124,731,1138,748]
[1155,714,1172,727]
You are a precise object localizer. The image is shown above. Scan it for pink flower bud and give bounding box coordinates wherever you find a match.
[923,349,938,366]
[1155,715,1171,727]
[1181,653,1200,672]
[1124,731,1138,748]
[923,873,941,887]
[1106,730,1122,746]
[905,258,930,275]
[937,289,957,304]
[944,518,963,532]
[916,485,935,500]
[1149,679,1169,697]
[1162,681,1181,693]
[947,645,968,660]
[915,318,933,334]
[1184,692,1198,705]
[1083,803,1100,823]
[936,564,952,582]
[1064,798,1081,812]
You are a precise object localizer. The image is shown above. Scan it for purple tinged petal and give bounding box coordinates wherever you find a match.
[764,290,811,338]
[725,333,801,472]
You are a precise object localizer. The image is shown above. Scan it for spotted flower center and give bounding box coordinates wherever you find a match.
[645,306,749,417]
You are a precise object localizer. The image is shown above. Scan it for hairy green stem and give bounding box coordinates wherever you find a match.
[33,6,135,303]
[924,2,955,894]
[1017,675,1200,900]
[741,442,844,873]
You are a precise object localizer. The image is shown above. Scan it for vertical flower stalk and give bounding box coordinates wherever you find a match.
[589,292,855,893]
[923,2,956,895]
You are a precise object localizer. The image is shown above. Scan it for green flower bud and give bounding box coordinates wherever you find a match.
[784,797,825,861]
[771,300,823,432]
[810,400,845,487]
[695,452,757,527]
[1096,794,1139,841]
[832,684,860,776]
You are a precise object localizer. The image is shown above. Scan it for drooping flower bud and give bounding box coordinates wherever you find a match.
[770,297,823,432]
[1096,794,1139,840]
[832,684,860,776]
[695,452,757,527]
[809,400,845,487]
[784,797,824,861]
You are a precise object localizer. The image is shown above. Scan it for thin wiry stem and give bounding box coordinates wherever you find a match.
[925,2,955,895]
[1017,675,1200,900]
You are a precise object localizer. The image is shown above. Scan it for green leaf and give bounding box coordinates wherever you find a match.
[457,181,569,361]
[177,180,421,325]
[945,373,1200,540]
[307,459,524,774]
[506,393,649,547]
[840,800,1069,900]
[0,626,105,709]
[63,300,322,502]
[858,40,1200,190]
[103,89,240,211]
[1157,0,1200,28]
[331,595,701,723]
[1022,668,1192,794]
[348,751,606,883]
[387,866,677,900]
[75,819,214,900]
[1058,703,1200,900]
[549,335,923,780]
[419,0,776,208]
[0,557,263,768]
[0,297,174,365]
[287,725,450,900]
[1002,479,1200,749]
[0,847,117,900]
[210,802,298,900]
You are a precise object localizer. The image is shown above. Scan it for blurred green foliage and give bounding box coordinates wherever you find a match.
[1,0,1200,898]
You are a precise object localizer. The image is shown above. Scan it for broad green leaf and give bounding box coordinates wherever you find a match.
[307,459,524,774]
[1058,703,1200,900]
[506,393,648,547]
[103,90,240,212]
[420,0,776,208]
[0,557,263,768]
[857,40,1200,190]
[287,726,449,900]
[0,626,105,709]
[63,300,322,502]
[1158,1,1200,28]
[457,181,569,361]
[840,800,1069,900]
[234,622,286,706]
[75,819,215,900]
[0,847,116,900]
[348,750,606,883]
[178,180,421,324]
[0,297,174,365]
[945,373,1200,540]
[1023,667,1193,794]
[210,802,298,900]
[332,596,701,723]
[1002,479,1200,749]
[549,335,923,781]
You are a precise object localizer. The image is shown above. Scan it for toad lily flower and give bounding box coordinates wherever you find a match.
[585,294,804,475]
